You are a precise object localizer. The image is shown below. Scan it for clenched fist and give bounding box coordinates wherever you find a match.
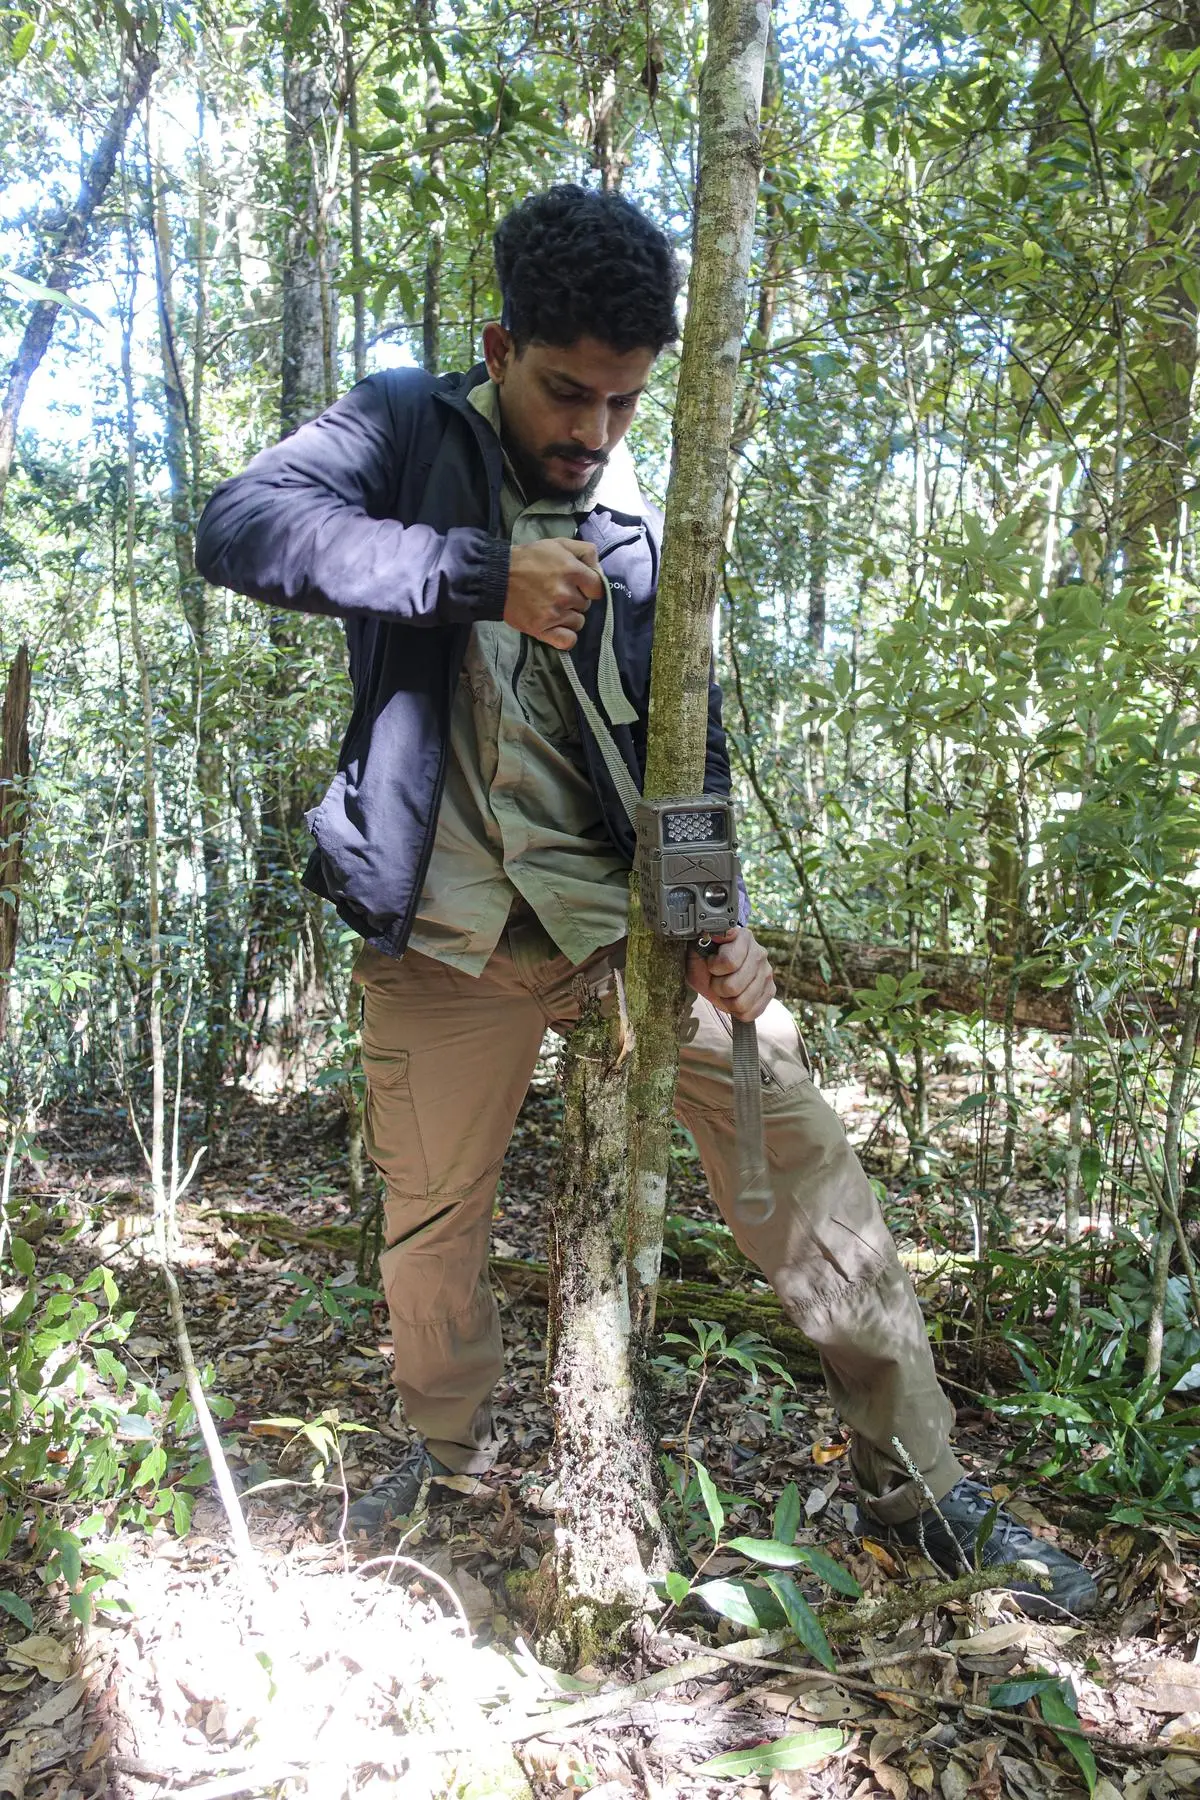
[504,538,603,649]
[686,926,776,1023]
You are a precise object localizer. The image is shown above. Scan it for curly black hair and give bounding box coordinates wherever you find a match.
[493,185,680,355]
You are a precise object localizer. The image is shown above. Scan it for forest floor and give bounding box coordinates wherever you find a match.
[4,1047,1200,1800]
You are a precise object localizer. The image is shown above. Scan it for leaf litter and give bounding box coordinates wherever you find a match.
[2,1068,1199,1798]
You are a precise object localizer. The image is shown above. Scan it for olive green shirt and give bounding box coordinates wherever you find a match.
[406,380,639,975]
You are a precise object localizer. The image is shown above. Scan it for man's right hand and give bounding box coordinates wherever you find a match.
[503,539,603,649]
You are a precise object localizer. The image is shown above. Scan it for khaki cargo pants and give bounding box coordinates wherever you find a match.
[354,915,963,1524]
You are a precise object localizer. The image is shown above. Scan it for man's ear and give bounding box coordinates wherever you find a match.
[482,322,513,382]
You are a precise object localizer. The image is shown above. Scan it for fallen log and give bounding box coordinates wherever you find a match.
[756,928,1180,1036]
[203,1207,1009,1383]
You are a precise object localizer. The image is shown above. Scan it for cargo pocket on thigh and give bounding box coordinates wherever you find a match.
[362,1049,429,1197]
[713,999,812,1093]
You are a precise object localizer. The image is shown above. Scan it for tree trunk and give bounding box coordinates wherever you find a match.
[542,991,667,1660]
[346,35,366,382]
[0,646,31,1043]
[626,0,771,1346]
[419,0,446,374]
[1121,0,1200,585]
[0,51,157,519]
[544,0,771,1643]
[149,115,228,1120]
[753,927,1179,1034]
[240,25,334,1052]
[121,266,170,1253]
[280,46,329,436]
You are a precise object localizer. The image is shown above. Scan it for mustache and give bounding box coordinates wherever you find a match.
[543,445,608,467]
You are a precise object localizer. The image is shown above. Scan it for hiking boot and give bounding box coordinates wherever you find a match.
[859,1477,1098,1619]
[346,1441,452,1535]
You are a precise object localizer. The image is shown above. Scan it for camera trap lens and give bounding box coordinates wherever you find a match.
[702,883,729,908]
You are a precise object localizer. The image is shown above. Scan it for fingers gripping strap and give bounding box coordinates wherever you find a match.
[558,630,774,1227]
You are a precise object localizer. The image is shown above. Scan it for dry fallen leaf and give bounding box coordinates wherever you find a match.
[80,1731,110,1772]
[906,1751,936,1795]
[430,1472,486,1497]
[6,1637,71,1683]
[954,1622,1031,1659]
[0,1738,34,1800]
[940,1757,972,1800]
[812,1441,848,1466]
[760,1681,869,1723]
[449,1567,494,1624]
[861,1539,902,1577]
[16,1676,86,1730]
[1131,1659,1200,1716]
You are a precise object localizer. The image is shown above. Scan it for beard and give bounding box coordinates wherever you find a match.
[508,437,609,502]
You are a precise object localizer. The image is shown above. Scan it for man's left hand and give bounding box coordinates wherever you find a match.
[686,925,776,1023]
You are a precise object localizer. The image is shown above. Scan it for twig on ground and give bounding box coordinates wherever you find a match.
[671,1640,955,1681]
[824,1563,1029,1639]
[355,1551,472,1636]
[484,1566,1031,1743]
[156,1256,264,1605]
[890,1435,972,1576]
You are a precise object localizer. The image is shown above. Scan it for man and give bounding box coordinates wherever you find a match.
[196,185,1095,1616]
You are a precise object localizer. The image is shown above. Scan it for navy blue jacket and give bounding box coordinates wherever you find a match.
[195,364,735,956]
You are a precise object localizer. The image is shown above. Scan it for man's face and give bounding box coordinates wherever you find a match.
[481,325,656,500]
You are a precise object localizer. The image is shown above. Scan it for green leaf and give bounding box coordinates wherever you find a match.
[1039,1684,1097,1795]
[1,269,102,325]
[694,1578,785,1629]
[9,1237,34,1277]
[58,1538,81,1589]
[663,1569,691,1603]
[772,1481,801,1547]
[132,1445,166,1489]
[694,1459,725,1542]
[697,1729,844,1776]
[93,1347,126,1392]
[795,1546,861,1598]
[764,1574,835,1671]
[12,20,35,63]
[728,1535,812,1567]
[990,1676,1053,1706]
[0,1590,33,1631]
[726,1538,861,1597]
[172,1491,193,1538]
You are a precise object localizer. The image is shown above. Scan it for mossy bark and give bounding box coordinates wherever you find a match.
[626,0,772,1343]
[544,994,668,1659]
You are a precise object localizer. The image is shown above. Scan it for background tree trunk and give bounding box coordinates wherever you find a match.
[0,51,156,519]
[0,646,31,1044]
[239,22,335,1060]
[149,120,228,1120]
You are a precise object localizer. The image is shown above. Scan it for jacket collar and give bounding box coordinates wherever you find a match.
[436,362,645,526]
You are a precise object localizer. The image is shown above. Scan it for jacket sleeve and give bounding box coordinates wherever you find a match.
[194,374,510,626]
[704,667,733,799]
